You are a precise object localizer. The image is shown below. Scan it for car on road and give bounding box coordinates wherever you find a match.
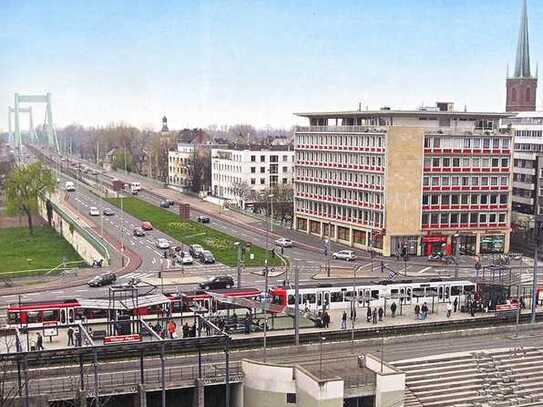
[176,251,193,265]
[332,250,356,261]
[91,169,99,175]
[142,222,153,231]
[103,208,114,216]
[156,238,170,250]
[64,181,75,191]
[89,207,100,216]
[133,227,145,237]
[189,244,204,258]
[167,199,175,206]
[197,215,210,223]
[199,275,234,290]
[274,237,294,248]
[199,250,215,264]
[88,273,116,287]
[160,201,170,208]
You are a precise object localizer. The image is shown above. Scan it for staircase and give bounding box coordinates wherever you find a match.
[391,348,543,407]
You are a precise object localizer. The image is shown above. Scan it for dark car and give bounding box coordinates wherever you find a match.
[133,227,145,237]
[88,273,116,287]
[189,244,204,258]
[199,250,215,264]
[199,275,234,290]
[167,199,175,206]
[160,201,170,208]
[197,215,210,223]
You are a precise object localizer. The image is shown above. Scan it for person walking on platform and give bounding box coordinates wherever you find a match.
[372,308,377,324]
[447,302,452,318]
[421,303,428,320]
[390,302,397,318]
[414,304,421,320]
[341,311,347,329]
[378,307,384,321]
[367,307,372,323]
[67,327,74,346]
[323,311,330,328]
[36,333,44,351]
[453,297,458,313]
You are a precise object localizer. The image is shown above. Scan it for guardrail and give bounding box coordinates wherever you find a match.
[47,197,111,266]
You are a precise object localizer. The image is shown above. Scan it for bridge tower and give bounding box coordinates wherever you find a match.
[12,92,59,160]
[8,106,35,145]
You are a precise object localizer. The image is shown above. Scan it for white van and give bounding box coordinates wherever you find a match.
[64,181,75,192]
[130,182,141,193]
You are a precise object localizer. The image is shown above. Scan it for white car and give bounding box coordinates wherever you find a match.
[89,207,100,216]
[177,251,193,265]
[274,238,294,248]
[156,238,170,250]
[332,250,356,261]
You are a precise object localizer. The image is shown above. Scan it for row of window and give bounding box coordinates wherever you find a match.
[296,133,384,148]
[249,154,291,162]
[424,136,510,149]
[295,168,384,187]
[296,184,383,205]
[515,130,543,138]
[513,173,535,183]
[514,143,543,153]
[295,151,384,167]
[424,156,509,169]
[250,166,289,174]
[423,175,509,188]
[295,200,384,228]
[422,212,507,227]
[250,178,289,186]
[513,159,535,169]
[423,193,508,206]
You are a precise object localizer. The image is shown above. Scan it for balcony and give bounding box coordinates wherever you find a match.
[296,125,387,133]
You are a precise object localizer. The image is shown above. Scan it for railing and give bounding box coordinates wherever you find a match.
[47,197,111,265]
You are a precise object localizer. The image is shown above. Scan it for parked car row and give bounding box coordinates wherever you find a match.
[89,207,115,217]
[189,244,216,264]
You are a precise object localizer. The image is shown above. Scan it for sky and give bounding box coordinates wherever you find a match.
[1,0,542,131]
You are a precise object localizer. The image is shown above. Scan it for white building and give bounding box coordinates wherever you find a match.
[168,143,194,190]
[211,147,294,207]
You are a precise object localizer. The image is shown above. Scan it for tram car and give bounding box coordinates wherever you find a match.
[270,279,477,311]
[6,287,262,328]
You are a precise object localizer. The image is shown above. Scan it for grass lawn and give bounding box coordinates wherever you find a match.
[1,226,83,274]
[106,197,283,268]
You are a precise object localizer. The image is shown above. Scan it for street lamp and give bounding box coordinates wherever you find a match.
[453,233,460,279]
[263,263,269,362]
[351,266,357,353]
[319,336,326,378]
[234,242,242,288]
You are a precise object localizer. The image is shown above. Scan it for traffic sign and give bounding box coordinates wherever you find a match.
[104,334,142,344]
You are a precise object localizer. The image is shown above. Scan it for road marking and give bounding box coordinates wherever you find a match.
[418,266,432,274]
[152,258,157,264]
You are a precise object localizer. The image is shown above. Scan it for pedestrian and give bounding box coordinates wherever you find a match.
[447,302,452,318]
[341,311,347,329]
[36,333,44,351]
[421,303,428,320]
[378,307,384,321]
[367,307,372,323]
[244,316,251,334]
[470,302,476,317]
[391,302,397,318]
[182,323,190,338]
[323,311,330,328]
[453,297,458,313]
[232,311,238,327]
[372,308,377,324]
[414,304,421,320]
[350,306,357,322]
[67,327,74,346]
[190,323,196,337]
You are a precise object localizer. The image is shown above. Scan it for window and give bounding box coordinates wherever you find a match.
[260,178,265,185]
[501,158,509,167]
[331,291,343,303]
[442,177,449,186]
[250,178,256,185]
[442,194,450,205]
[422,194,429,205]
[251,167,256,173]
[472,158,480,167]
[260,167,265,173]
[423,177,430,186]
[287,393,296,404]
[282,178,288,184]
[433,138,441,148]
[260,155,265,162]
[432,177,439,186]
[464,138,471,148]
[452,158,460,167]
[251,155,256,162]
[442,157,450,167]
[283,155,288,162]
[432,158,440,167]
[483,139,490,149]
[282,166,288,173]
[431,195,439,205]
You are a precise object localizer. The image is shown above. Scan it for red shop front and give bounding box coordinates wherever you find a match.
[422,235,450,256]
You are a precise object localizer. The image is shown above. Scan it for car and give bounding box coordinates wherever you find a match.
[142,222,153,231]
[64,181,75,191]
[274,238,294,248]
[91,169,99,175]
[156,238,170,249]
[189,244,204,258]
[89,207,100,216]
[199,275,234,290]
[332,250,356,261]
[88,273,116,287]
[159,201,170,208]
[133,227,145,237]
[199,250,215,264]
[197,215,210,223]
[176,251,193,265]
[167,199,175,206]
[103,208,114,216]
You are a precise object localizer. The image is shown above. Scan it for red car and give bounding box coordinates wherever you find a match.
[142,222,153,231]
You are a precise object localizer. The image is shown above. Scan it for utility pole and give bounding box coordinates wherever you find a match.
[263,261,269,362]
[351,265,357,353]
[531,221,540,323]
[235,242,242,288]
[294,260,300,346]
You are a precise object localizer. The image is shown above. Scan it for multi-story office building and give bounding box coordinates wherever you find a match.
[168,143,194,190]
[294,103,513,256]
[211,146,294,207]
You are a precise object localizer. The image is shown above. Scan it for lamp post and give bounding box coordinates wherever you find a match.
[294,259,300,346]
[234,242,242,288]
[453,233,460,279]
[319,336,326,378]
[531,220,541,324]
[263,262,269,362]
[351,265,357,353]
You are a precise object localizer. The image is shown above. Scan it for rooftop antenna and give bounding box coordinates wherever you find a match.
[358,102,362,112]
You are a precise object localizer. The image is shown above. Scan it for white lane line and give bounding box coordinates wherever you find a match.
[152,258,157,265]
[418,266,432,274]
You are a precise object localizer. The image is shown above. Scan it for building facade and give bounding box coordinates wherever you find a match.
[294,103,513,256]
[211,146,294,207]
[168,143,194,189]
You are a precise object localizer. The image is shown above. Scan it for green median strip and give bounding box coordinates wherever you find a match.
[105,197,283,268]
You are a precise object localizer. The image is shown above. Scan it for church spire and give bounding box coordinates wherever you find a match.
[514,0,531,78]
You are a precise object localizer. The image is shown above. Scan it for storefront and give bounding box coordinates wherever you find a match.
[454,235,477,255]
[422,235,449,256]
[391,236,419,256]
[480,234,505,254]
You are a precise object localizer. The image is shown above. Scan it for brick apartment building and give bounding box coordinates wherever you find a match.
[293,103,513,257]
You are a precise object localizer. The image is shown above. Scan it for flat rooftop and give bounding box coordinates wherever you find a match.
[295,109,512,119]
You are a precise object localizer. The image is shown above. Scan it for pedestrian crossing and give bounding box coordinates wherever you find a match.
[119,264,234,280]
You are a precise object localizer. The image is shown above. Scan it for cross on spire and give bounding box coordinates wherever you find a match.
[514,0,531,78]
